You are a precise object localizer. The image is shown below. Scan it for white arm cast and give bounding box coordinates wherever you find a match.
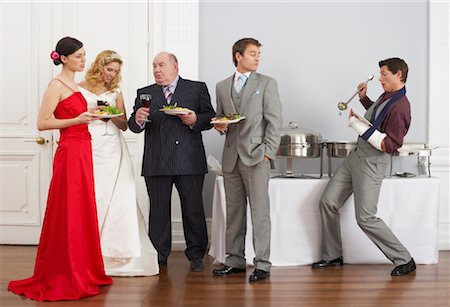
[348,116,386,151]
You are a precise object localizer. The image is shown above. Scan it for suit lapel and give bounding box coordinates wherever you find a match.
[171,77,186,106]
[223,75,238,114]
[152,85,166,109]
[240,72,258,112]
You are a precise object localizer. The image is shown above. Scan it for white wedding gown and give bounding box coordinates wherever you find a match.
[80,87,158,276]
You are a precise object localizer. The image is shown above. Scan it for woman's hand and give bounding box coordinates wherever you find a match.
[76,112,94,125]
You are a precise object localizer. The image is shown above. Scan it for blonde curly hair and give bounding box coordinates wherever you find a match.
[85,50,123,94]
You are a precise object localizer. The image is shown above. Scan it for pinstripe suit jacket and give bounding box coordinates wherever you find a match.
[215,72,282,172]
[128,77,216,176]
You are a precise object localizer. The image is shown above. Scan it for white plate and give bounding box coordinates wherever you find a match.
[395,172,416,178]
[351,109,372,126]
[89,113,124,118]
[397,148,433,157]
[211,116,246,125]
[160,108,190,115]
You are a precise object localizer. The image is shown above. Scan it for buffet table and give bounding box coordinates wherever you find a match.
[209,176,439,266]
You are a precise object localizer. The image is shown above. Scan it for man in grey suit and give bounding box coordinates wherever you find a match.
[312,57,415,276]
[128,52,215,272]
[212,38,282,282]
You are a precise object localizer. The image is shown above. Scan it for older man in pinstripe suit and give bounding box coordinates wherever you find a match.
[128,52,215,272]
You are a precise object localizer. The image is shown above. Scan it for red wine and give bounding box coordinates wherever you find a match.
[139,94,152,122]
[140,94,152,108]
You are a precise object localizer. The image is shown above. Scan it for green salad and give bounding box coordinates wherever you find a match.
[100,106,122,114]
[161,103,189,110]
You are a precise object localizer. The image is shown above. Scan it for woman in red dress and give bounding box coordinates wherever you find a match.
[7,37,113,301]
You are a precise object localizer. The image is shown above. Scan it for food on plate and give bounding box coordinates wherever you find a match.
[218,113,242,121]
[93,106,122,115]
[160,103,189,111]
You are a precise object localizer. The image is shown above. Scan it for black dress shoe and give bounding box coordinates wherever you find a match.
[190,259,204,272]
[312,256,344,269]
[391,258,416,276]
[249,269,270,282]
[212,265,246,276]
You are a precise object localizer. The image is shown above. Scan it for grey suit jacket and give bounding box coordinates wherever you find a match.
[216,72,282,172]
[128,77,216,176]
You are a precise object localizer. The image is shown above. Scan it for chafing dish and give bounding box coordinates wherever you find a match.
[325,141,356,177]
[276,122,324,178]
[326,141,356,158]
[391,142,437,177]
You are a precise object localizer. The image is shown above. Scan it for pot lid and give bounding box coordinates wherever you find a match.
[279,121,323,145]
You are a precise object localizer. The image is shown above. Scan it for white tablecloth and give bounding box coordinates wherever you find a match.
[209,176,439,266]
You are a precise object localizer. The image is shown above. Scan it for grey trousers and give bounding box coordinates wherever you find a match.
[319,141,412,266]
[223,158,271,271]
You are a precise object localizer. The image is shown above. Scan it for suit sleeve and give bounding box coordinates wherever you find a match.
[192,82,216,132]
[262,78,282,160]
[128,89,145,133]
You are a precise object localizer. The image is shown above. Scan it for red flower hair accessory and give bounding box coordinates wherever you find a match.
[50,51,60,60]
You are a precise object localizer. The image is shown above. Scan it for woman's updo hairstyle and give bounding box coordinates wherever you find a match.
[52,36,83,66]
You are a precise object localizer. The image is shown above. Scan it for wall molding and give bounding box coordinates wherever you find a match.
[440,225,450,250]
[429,1,450,251]
[149,1,199,79]
[172,218,211,251]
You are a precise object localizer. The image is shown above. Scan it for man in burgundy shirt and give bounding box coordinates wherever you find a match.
[312,58,416,276]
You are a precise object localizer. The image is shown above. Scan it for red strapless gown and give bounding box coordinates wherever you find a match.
[8,92,113,301]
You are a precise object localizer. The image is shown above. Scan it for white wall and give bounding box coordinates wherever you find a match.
[198,0,449,249]
[200,0,428,169]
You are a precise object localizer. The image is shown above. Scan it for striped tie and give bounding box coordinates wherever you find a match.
[164,86,173,104]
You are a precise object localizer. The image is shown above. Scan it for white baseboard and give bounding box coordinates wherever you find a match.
[172,218,450,251]
[430,146,449,251]
[439,223,450,250]
[172,220,450,252]
[171,218,212,251]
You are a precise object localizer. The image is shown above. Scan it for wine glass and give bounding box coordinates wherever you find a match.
[140,94,152,122]
[97,100,112,136]
[97,100,108,107]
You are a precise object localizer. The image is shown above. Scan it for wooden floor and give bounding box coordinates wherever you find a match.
[0,245,449,307]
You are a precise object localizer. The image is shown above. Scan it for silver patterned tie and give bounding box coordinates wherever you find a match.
[234,75,247,93]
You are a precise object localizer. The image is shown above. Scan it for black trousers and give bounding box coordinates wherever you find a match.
[145,175,208,263]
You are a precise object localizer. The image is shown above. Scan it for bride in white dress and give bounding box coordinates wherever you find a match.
[79,50,158,276]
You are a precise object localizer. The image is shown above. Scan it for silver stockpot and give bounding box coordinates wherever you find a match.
[326,141,357,158]
[325,141,356,177]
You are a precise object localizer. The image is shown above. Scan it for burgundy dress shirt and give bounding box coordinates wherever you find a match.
[360,90,411,154]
